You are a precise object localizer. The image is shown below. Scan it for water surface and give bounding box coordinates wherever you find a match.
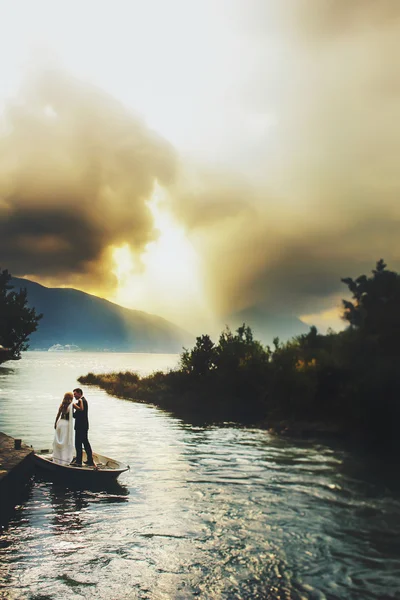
[0,352,399,599]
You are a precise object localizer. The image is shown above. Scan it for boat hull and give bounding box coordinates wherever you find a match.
[33,451,129,482]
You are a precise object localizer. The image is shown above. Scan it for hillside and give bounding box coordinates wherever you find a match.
[10,278,193,353]
[228,306,309,345]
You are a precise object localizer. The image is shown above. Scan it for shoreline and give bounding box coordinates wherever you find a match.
[79,373,350,441]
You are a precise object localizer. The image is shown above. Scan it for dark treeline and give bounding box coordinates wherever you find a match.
[80,260,400,450]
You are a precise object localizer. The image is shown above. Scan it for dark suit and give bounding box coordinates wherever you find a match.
[73,397,93,465]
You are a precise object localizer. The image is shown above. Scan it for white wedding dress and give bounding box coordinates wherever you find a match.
[53,403,74,465]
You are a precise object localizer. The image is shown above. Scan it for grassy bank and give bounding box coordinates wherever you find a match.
[78,369,346,440]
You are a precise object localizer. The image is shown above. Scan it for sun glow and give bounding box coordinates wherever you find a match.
[0,0,239,157]
[112,186,214,333]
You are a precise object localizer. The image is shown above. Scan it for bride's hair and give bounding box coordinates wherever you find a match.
[60,392,73,415]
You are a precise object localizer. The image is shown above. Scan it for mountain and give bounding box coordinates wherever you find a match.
[11,277,193,353]
[227,306,310,345]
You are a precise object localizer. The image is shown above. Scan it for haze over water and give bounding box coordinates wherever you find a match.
[0,352,400,599]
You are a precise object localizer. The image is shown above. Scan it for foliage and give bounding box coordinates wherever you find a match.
[180,334,216,375]
[0,268,42,362]
[215,324,270,374]
[341,259,400,353]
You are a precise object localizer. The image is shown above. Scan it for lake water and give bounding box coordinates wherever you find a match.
[0,352,400,599]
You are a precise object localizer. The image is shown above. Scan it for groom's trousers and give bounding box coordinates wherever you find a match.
[75,429,93,464]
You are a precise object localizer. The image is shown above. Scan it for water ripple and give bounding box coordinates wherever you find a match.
[1,353,400,599]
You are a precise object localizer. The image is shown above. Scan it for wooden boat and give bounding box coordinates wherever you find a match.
[33,450,129,482]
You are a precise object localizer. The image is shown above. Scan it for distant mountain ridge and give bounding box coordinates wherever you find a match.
[11,277,193,353]
[228,306,309,345]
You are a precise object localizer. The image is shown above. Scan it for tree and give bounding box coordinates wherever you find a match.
[341,259,400,351]
[180,334,216,376]
[215,324,269,373]
[0,269,42,363]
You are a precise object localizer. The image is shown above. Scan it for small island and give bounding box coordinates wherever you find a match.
[79,260,400,452]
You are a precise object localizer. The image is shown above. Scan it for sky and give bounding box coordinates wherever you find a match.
[1,0,400,337]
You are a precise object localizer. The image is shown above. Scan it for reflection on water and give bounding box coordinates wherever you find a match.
[1,353,400,599]
[46,479,130,540]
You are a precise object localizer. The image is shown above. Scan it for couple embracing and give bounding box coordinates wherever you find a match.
[53,388,96,468]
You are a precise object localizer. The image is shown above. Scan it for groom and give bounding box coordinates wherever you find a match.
[71,387,95,467]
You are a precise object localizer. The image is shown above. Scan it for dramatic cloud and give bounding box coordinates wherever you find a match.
[0,66,176,290]
[2,1,400,335]
[171,0,400,324]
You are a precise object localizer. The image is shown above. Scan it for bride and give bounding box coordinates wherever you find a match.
[53,392,75,465]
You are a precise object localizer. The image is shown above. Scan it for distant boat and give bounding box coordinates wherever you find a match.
[48,344,81,352]
[33,451,129,482]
